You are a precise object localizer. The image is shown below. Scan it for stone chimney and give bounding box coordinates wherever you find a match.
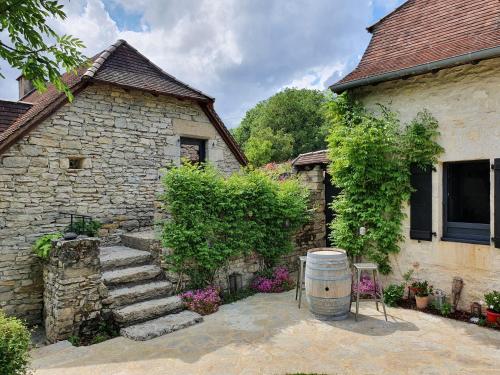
[17,75,34,99]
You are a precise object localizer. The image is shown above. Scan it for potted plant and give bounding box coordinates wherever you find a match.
[484,291,500,324]
[411,280,433,309]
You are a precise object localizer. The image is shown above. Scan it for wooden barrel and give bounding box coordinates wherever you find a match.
[305,248,352,320]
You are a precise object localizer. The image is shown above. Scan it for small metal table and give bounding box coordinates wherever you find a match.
[352,262,387,322]
[295,256,307,308]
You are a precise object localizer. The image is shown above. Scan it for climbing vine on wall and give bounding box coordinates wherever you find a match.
[325,93,443,274]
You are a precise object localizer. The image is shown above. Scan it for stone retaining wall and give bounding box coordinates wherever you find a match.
[43,238,105,343]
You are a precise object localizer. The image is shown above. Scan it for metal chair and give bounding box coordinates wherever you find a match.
[295,256,307,308]
[352,263,387,321]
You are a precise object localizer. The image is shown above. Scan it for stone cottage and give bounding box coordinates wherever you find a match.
[0,39,247,323]
[330,0,500,309]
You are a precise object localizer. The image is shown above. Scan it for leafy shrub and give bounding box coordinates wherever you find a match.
[251,266,294,293]
[161,164,310,288]
[436,302,452,317]
[0,311,31,375]
[485,291,500,313]
[383,284,405,307]
[32,232,63,260]
[66,218,101,237]
[325,93,443,273]
[180,286,222,315]
[411,280,433,297]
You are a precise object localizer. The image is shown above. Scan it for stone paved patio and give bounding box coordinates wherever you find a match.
[32,290,500,375]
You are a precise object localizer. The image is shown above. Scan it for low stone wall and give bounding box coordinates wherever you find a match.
[43,238,106,343]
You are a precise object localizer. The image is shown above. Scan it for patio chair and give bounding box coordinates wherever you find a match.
[295,255,307,308]
[352,263,387,322]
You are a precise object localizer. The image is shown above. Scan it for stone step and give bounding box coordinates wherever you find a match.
[102,265,162,286]
[121,230,159,252]
[120,310,203,341]
[103,280,173,308]
[99,246,151,271]
[113,295,184,325]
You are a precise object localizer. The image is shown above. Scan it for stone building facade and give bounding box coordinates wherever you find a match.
[330,0,500,310]
[0,40,245,323]
[349,58,500,309]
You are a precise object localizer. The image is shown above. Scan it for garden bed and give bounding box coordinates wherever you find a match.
[397,298,500,331]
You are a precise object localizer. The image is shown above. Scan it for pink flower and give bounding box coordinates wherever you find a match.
[180,286,221,315]
[251,266,293,293]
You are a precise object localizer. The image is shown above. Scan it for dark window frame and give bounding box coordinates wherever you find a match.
[180,137,206,164]
[442,160,491,245]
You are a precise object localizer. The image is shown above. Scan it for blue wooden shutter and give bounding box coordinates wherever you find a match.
[410,165,433,241]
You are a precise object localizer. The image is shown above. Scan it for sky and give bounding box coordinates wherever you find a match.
[0,0,405,128]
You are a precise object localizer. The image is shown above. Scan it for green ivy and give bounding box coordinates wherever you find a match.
[32,232,63,260]
[66,218,101,237]
[325,93,443,274]
[160,164,310,289]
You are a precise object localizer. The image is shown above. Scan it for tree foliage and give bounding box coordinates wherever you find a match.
[233,88,329,166]
[0,0,87,100]
[160,164,310,289]
[325,93,443,274]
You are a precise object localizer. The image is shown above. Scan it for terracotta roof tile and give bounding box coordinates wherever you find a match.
[332,0,500,91]
[292,150,329,166]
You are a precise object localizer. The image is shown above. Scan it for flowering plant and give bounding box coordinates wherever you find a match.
[180,286,221,315]
[352,273,380,297]
[251,266,294,293]
[484,291,500,313]
[411,280,433,297]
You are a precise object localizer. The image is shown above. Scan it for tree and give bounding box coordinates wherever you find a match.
[233,88,329,166]
[0,0,87,100]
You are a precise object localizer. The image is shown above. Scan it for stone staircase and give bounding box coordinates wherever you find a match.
[99,236,202,341]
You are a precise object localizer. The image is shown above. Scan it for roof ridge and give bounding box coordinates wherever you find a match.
[83,39,126,79]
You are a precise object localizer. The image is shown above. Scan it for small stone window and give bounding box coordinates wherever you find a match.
[68,157,84,170]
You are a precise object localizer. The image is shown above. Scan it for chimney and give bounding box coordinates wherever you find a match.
[17,75,34,99]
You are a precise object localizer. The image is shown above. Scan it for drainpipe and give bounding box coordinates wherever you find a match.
[330,46,500,93]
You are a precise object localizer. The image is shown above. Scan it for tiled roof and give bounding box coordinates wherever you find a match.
[0,100,32,134]
[0,40,246,164]
[331,0,500,91]
[292,150,329,166]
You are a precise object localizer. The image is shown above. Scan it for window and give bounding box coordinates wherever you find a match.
[180,137,206,164]
[68,157,84,170]
[443,160,490,244]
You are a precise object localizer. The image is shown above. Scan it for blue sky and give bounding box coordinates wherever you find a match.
[0,0,405,128]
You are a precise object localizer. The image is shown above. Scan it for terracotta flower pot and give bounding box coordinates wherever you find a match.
[415,295,429,310]
[486,309,500,324]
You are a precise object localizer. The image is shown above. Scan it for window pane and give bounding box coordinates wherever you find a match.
[447,161,490,224]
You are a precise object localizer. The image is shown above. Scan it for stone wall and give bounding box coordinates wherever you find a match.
[351,57,500,309]
[43,238,104,343]
[0,83,241,323]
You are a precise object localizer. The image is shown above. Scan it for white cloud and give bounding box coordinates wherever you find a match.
[283,63,346,91]
[0,0,379,127]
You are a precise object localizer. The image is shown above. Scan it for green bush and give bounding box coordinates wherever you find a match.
[383,284,405,307]
[160,164,310,289]
[32,232,63,260]
[0,311,31,375]
[66,218,101,237]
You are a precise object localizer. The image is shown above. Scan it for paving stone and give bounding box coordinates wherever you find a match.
[102,265,162,286]
[103,280,173,308]
[99,246,151,270]
[120,310,203,341]
[113,295,183,325]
